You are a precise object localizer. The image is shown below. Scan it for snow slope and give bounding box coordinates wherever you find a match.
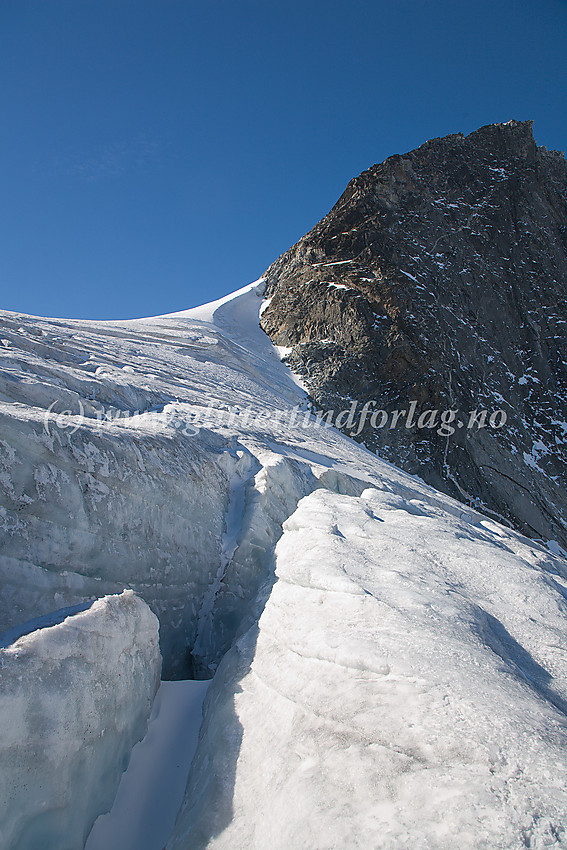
[1,280,567,847]
[169,488,567,849]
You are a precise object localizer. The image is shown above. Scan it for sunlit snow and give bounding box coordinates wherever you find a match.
[1,280,566,848]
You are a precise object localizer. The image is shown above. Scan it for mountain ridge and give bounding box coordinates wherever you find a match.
[260,120,567,548]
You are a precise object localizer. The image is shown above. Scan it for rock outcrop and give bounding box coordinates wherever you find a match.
[260,121,567,547]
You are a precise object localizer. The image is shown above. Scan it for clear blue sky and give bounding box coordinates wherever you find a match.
[1,0,566,319]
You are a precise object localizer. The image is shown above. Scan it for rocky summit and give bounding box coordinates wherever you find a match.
[260,120,567,548]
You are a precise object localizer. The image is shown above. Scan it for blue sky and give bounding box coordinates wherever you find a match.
[1,0,566,319]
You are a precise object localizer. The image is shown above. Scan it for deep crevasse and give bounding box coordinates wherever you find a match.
[1,281,567,848]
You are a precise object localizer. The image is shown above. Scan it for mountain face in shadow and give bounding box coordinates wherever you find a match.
[260,120,567,548]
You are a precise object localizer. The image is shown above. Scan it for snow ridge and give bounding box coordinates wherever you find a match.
[169,486,567,850]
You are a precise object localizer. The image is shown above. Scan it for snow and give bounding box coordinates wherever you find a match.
[548,540,567,558]
[86,679,210,850]
[272,346,308,392]
[168,488,567,850]
[0,277,312,679]
[399,269,420,283]
[1,278,567,847]
[0,600,94,648]
[523,441,550,476]
[0,591,160,850]
[148,280,265,324]
[0,403,232,679]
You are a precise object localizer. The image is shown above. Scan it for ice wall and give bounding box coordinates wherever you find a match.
[0,408,238,678]
[191,455,318,676]
[0,590,161,850]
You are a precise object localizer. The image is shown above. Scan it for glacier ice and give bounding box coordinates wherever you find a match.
[168,487,567,849]
[0,406,240,679]
[0,590,161,850]
[1,281,567,847]
[0,283,314,678]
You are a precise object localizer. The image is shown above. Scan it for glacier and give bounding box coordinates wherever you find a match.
[169,487,567,848]
[1,280,567,847]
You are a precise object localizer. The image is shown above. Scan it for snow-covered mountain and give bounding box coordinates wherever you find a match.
[1,281,567,848]
[260,120,567,549]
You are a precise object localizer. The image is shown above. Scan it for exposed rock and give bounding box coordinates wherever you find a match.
[260,120,567,547]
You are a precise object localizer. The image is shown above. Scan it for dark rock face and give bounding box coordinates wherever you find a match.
[260,121,567,547]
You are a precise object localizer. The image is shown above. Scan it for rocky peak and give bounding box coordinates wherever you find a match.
[260,121,567,548]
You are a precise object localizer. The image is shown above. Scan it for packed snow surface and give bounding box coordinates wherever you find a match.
[1,280,567,847]
[86,679,210,850]
[0,591,160,850]
[169,489,567,848]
